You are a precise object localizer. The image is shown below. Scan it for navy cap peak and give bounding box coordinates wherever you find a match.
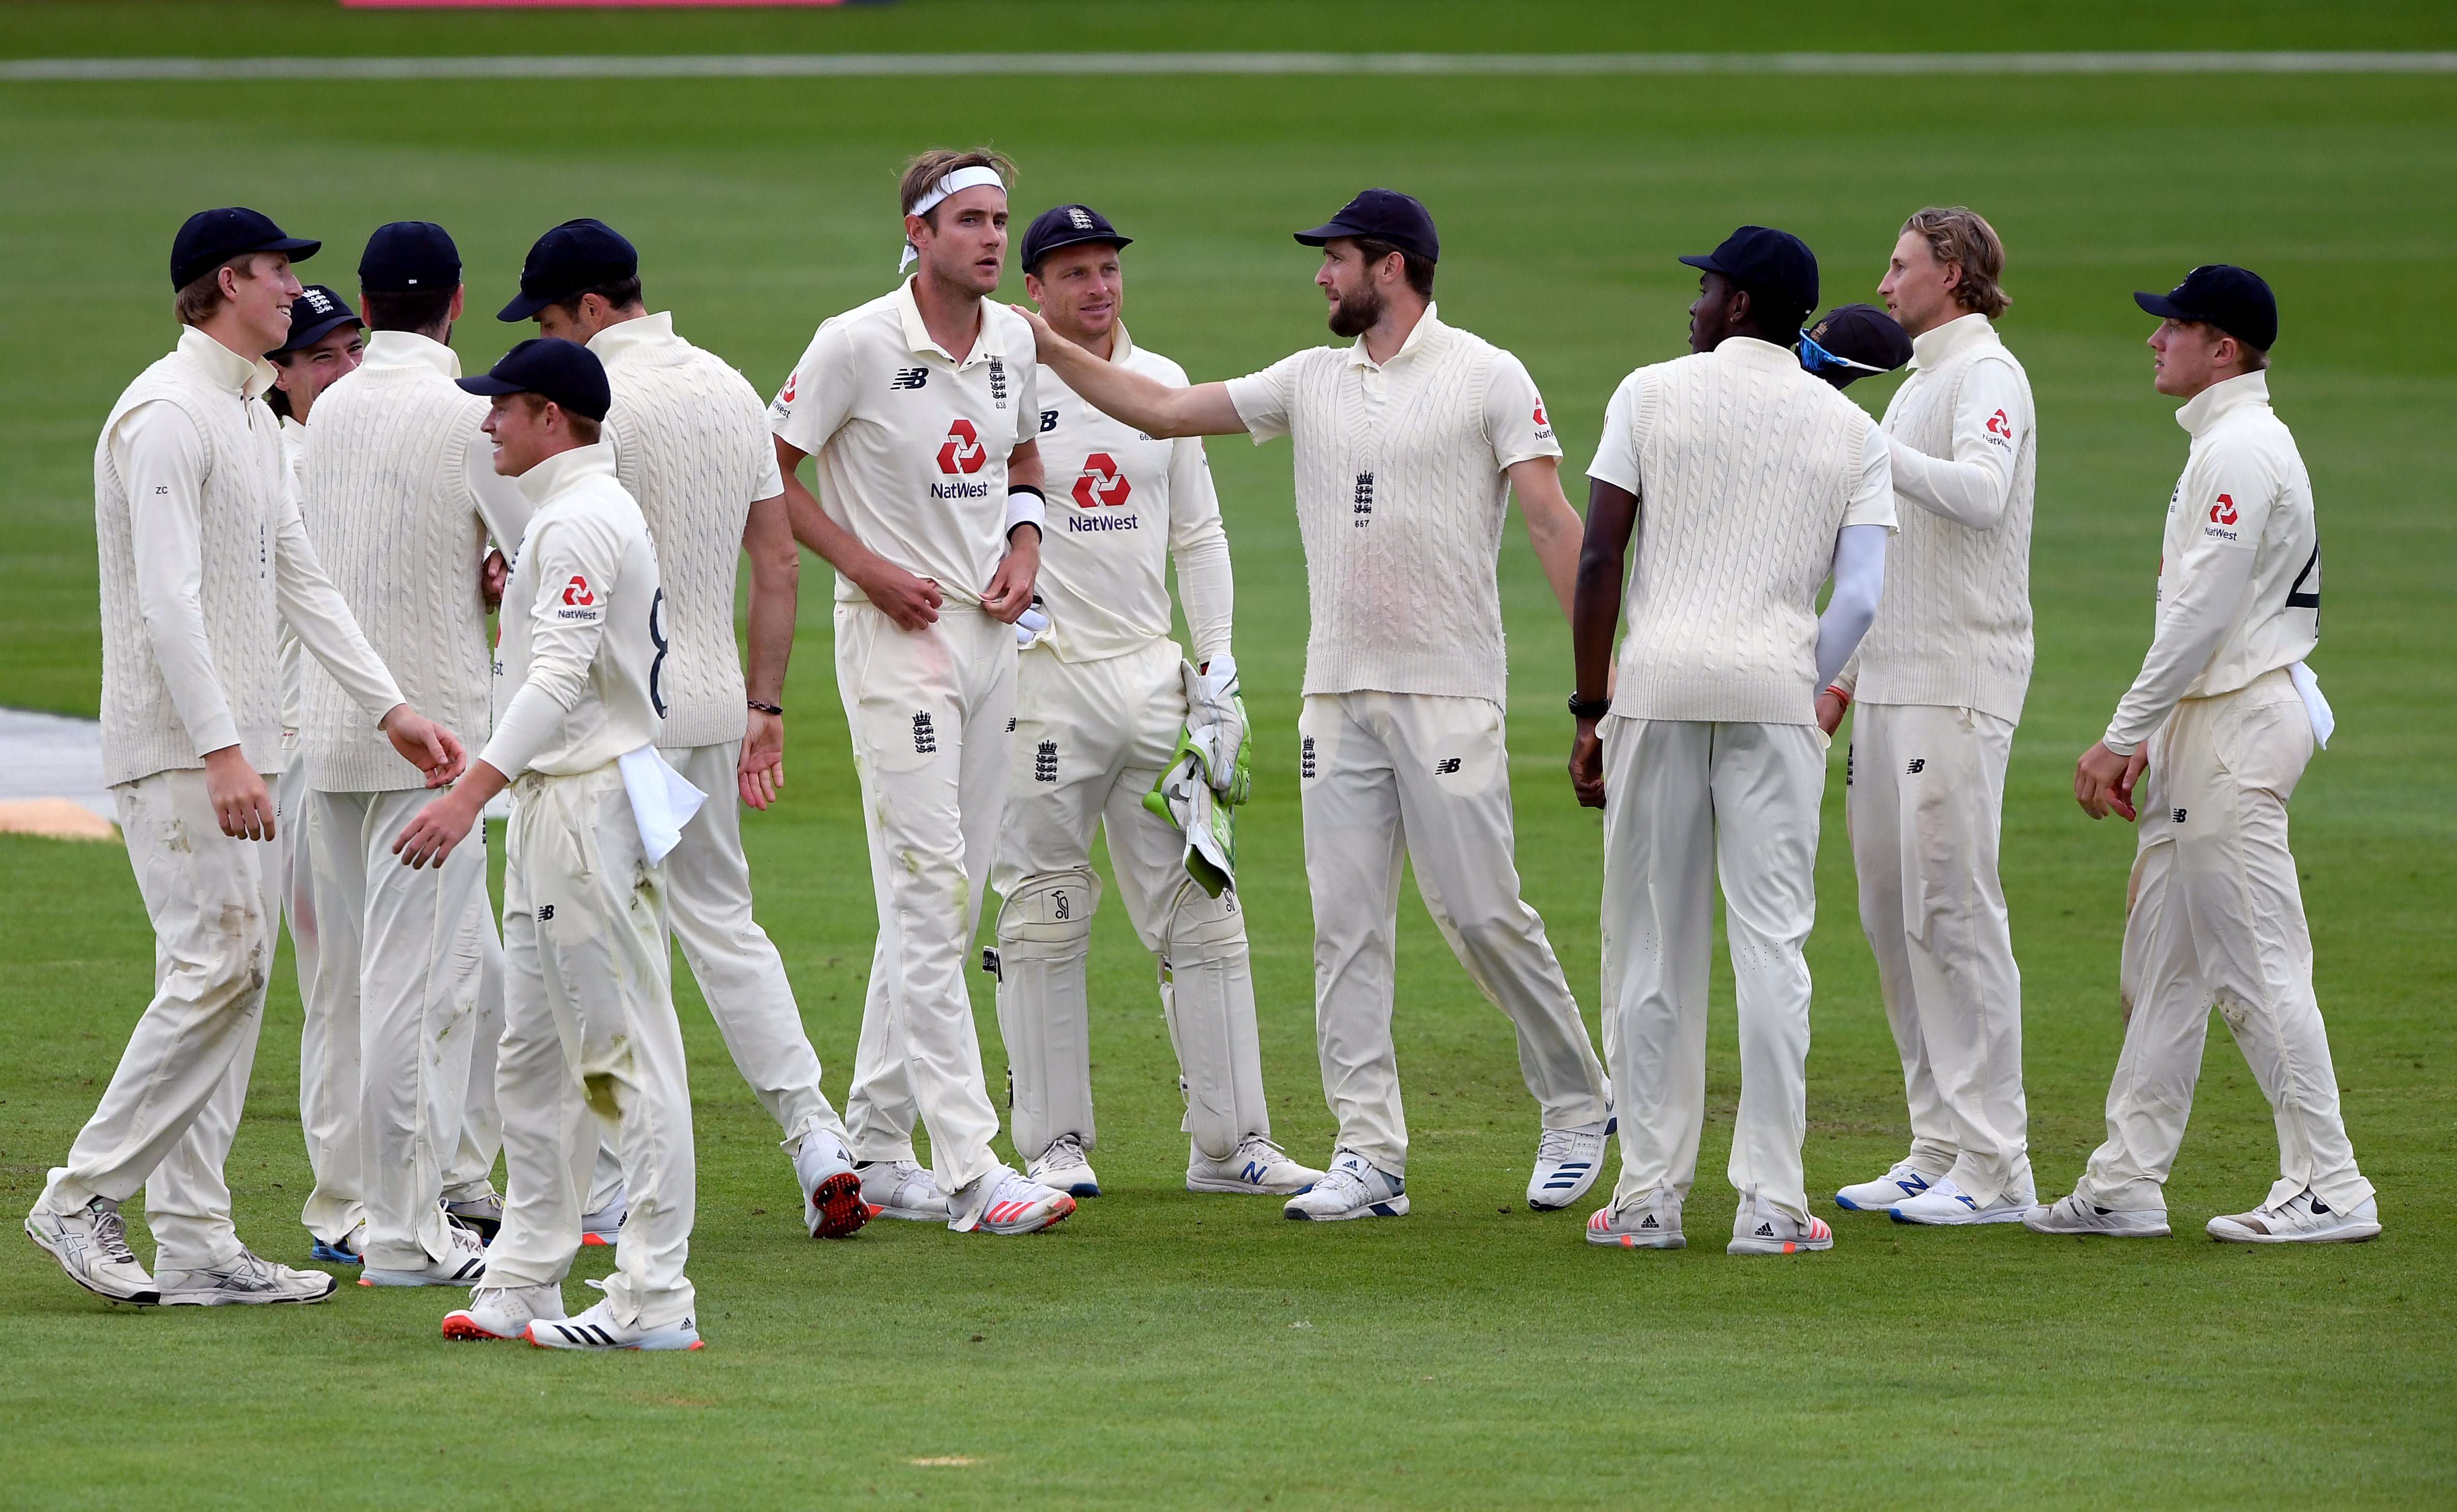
[2134,264,2276,354]
[500,218,639,323]
[458,337,611,423]
[1681,225,1820,322]
[271,283,363,356]
[1295,188,1439,264]
[171,207,320,291]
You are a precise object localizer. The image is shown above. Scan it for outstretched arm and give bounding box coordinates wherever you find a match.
[1011,304,1246,438]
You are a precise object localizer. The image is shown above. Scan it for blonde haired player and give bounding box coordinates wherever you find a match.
[1819,207,2041,1225]
[772,149,1075,1236]
[991,203,1321,1200]
[1016,188,1614,1222]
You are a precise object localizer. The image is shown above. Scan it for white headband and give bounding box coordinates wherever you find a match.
[900,165,1008,275]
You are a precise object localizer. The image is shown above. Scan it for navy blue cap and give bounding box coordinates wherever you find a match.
[1295,188,1439,264]
[1681,225,1820,321]
[1021,204,1132,274]
[499,219,639,322]
[2135,264,2276,353]
[359,221,460,294]
[1799,304,1911,390]
[457,338,611,422]
[271,284,362,355]
[172,207,319,291]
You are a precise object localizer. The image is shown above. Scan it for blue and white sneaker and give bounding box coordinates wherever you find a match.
[1027,1133,1101,1199]
[1528,1118,1611,1210]
[526,1297,702,1352]
[1891,1175,2035,1226]
[1188,1134,1323,1195]
[309,1227,364,1265]
[1283,1152,1407,1221]
[1836,1161,1943,1212]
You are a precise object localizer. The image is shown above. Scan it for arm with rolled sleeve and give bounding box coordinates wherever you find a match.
[272,487,406,725]
[115,401,242,756]
[2101,449,2273,755]
[1885,356,2027,530]
[478,511,619,779]
[1223,352,1305,445]
[1166,435,1234,666]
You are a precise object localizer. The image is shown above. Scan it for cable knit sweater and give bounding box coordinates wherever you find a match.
[296,332,498,792]
[594,312,783,751]
[1847,314,2036,723]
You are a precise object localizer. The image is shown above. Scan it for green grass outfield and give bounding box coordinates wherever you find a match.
[3,4,2453,1507]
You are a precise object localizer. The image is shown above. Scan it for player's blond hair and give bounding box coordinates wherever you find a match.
[172,251,268,327]
[899,147,1015,223]
[1902,206,2010,319]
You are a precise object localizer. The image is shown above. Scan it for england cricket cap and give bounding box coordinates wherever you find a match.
[1295,188,1439,263]
[1798,304,1911,390]
[2134,264,2277,353]
[457,337,611,422]
[358,221,461,294]
[499,219,639,322]
[1021,204,1133,275]
[1680,225,1819,320]
[171,207,320,291]
[271,284,362,355]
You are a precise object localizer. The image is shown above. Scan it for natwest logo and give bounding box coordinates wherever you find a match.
[1072,452,1132,509]
[777,371,796,405]
[937,419,986,475]
[1985,408,2011,439]
[562,574,593,607]
[1532,401,1548,426]
[2210,493,2239,525]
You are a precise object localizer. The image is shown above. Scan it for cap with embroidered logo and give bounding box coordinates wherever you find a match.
[358,221,461,294]
[271,284,363,355]
[1020,204,1132,275]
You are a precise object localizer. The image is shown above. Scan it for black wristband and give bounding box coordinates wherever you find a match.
[1007,484,1046,502]
[747,699,783,717]
[1568,693,1612,722]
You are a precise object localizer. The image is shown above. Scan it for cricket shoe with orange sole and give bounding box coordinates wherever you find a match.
[950,1167,1076,1235]
[794,1128,870,1239]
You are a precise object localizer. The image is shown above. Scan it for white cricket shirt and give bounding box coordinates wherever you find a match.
[770,278,1039,609]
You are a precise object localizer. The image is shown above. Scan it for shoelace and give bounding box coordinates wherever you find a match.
[87,1203,140,1267]
[224,1249,281,1289]
[1044,1135,1088,1167]
[1315,1165,1368,1202]
[1535,1128,1580,1163]
[1236,1134,1287,1162]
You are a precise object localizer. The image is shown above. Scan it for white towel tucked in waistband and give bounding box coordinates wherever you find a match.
[617,744,707,864]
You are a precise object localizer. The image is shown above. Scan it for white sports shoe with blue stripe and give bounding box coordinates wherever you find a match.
[1188,1134,1324,1196]
[1527,1118,1612,1211]
[1835,1160,1943,1212]
[1283,1152,1407,1221]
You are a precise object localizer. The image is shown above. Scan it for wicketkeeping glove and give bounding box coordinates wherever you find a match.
[1179,654,1251,806]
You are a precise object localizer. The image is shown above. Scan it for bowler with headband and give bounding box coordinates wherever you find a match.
[768,147,1078,1240]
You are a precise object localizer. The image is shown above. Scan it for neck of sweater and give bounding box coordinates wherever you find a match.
[1909,311,1996,369]
[520,441,618,506]
[2179,369,2270,435]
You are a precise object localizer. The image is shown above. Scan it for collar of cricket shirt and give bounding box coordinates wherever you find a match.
[586,309,678,366]
[1346,300,1443,371]
[2177,368,2271,438]
[1908,311,1997,371]
[1713,334,1802,373]
[362,327,462,379]
[894,276,1006,368]
[178,324,279,400]
[516,439,618,506]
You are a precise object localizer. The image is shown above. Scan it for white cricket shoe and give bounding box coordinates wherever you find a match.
[794,1129,869,1239]
[25,1197,159,1305]
[2021,1191,2170,1238]
[580,1190,625,1248]
[1528,1120,1611,1210]
[527,1297,702,1352]
[360,1219,489,1287]
[1027,1133,1101,1198]
[1890,1176,2036,1226]
[155,1248,339,1305]
[2206,1189,2381,1245]
[857,1160,948,1222]
[1728,1190,1834,1256]
[1586,1188,1683,1250]
[443,1282,566,1342]
[1282,1152,1408,1221]
[950,1166,1076,1235]
[1835,1160,1943,1213]
[1188,1134,1324,1196]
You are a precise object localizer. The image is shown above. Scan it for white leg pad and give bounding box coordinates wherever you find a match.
[1159,879,1269,1161]
[994,868,1100,1163]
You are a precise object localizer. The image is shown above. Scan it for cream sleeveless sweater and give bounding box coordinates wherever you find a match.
[1612,344,1879,723]
[1857,320,2036,722]
[296,338,495,792]
[596,313,777,751]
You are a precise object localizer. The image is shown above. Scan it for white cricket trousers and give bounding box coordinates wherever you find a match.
[837,603,1015,1198]
[482,763,695,1327]
[991,637,1271,1163]
[38,767,277,1270]
[1600,718,1826,1223]
[2077,670,2372,1214]
[296,788,500,1270]
[1297,691,1608,1175]
[1846,703,2031,1204]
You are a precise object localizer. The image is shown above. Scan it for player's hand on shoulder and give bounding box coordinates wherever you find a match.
[1009,303,1057,358]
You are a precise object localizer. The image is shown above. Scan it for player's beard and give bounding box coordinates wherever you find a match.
[1326,281,1385,339]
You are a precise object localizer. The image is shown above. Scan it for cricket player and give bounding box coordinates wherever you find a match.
[2032,266,2378,1245]
[25,208,465,1308]
[294,222,531,1286]
[262,283,370,1261]
[503,216,868,1239]
[1570,226,1895,1256]
[402,337,709,1349]
[1818,208,2041,1225]
[772,149,1075,1236]
[990,203,1322,1200]
[1015,188,1614,1221]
